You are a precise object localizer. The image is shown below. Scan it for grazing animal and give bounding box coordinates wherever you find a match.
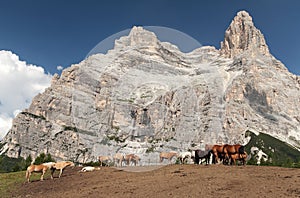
[230,152,248,165]
[51,161,75,178]
[194,150,212,165]
[125,154,141,166]
[177,152,192,164]
[113,153,125,167]
[223,144,245,164]
[79,166,101,172]
[99,156,112,166]
[25,162,55,183]
[159,151,178,164]
[211,145,226,164]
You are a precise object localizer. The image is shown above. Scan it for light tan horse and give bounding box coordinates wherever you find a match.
[159,151,178,164]
[113,153,125,167]
[124,154,141,166]
[25,162,55,182]
[51,161,75,178]
[99,156,112,166]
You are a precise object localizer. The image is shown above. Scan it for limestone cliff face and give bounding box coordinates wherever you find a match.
[1,11,300,163]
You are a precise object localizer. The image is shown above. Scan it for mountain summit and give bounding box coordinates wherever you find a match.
[221,10,270,58]
[1,11,299,163]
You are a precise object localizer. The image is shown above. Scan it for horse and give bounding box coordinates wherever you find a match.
[113,153,125,167]
[211,144,226,164]
[230,152,248,165]
[159,151,177,164]
[223,144,245,164]
[194,150,212,165]
[124,154,141,166]
[25,162,55,182]
[99,156,113,166]
[51,161,75,178]
[79,166,101,172]
[177,151,192,164]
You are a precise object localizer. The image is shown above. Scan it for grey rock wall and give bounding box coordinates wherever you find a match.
[1,11,299,163]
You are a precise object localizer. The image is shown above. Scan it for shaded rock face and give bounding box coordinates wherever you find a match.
[1,11,300,163]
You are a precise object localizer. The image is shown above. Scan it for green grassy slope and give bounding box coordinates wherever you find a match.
[244,130,300,167]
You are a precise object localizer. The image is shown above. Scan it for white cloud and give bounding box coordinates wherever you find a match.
[0,50,52,139]
[57,65,64,71]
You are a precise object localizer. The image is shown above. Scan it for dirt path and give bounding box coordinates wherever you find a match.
[14,165,300,198]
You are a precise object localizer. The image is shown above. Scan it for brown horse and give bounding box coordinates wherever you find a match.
[230,152,248,165]
[25,162,55,182]
[211,145,225,164]
[159,151,177,164]
[51,161,75,178]
[99,156,112,166]
[124,154,141,166]
[223,144,245,164]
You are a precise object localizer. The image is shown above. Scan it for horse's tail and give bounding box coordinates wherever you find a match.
[238,145,245,154]
[194,150,200,164]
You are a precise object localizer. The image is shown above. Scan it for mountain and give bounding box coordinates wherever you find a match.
[1,11,300,163]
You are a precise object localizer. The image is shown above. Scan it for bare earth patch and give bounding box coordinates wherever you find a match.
[13,165,300,198]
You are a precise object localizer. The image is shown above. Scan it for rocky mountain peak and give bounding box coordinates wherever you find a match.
[220,10,270,58]
[114,26,159,50]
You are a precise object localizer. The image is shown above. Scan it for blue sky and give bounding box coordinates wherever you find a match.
[0,0,299,75]
[0,0,300,138]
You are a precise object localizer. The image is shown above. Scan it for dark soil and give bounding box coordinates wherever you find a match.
[13,164,300,198]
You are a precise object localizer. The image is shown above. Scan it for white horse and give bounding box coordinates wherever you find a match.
[177,151,192,164]
[79,166,101,172]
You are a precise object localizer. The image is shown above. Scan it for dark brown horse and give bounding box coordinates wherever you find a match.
[223,144,245,164]
[194,150,212,165]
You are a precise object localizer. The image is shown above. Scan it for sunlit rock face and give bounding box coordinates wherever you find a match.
[1,11,300,163]
[220,10,270,58]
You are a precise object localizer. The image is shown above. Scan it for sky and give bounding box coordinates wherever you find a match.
[0,0,300,139]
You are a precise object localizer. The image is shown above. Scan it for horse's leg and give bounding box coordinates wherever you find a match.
[51,168,55,179]
[41,170,45,181]
[26,170,31,183]
[213,151,219,164]
[59,169,63,178]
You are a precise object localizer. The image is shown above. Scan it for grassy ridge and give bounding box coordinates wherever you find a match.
[0,170,54,198]
[0,171,26,198]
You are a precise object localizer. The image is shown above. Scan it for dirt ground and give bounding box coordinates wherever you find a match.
[13,164,300,198]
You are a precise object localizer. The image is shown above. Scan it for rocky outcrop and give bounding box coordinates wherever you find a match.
[1,11,299,163]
